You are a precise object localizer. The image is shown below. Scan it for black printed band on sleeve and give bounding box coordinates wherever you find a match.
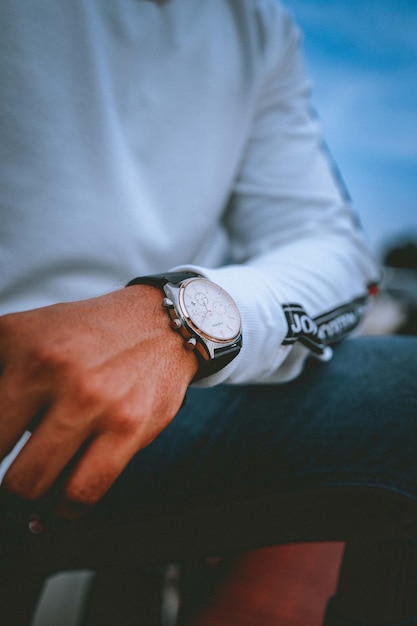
[282,294,369,355]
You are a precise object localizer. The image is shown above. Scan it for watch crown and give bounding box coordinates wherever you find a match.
[163,297,174,308]
[171,318,182,330]
[185,338,197,350]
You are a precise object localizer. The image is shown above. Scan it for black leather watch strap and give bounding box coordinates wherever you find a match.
[191,342,241,382]
[126,271,201,289]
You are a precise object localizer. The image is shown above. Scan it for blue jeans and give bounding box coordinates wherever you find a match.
[2,335,416,625]
[94,334,417,625]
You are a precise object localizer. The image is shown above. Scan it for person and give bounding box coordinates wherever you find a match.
[0,1,416,624]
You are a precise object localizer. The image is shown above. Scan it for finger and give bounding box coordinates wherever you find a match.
[54,432,140,520]
[2,404,91,502]
[0,373,48,461]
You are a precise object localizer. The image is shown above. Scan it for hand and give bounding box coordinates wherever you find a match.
[0,285,198,520]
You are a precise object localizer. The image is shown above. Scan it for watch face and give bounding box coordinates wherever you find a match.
[180,278,241,342]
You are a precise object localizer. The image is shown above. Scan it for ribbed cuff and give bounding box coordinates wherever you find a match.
[171,263,291,386]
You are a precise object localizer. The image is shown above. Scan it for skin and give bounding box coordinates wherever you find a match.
[0,284,198,520]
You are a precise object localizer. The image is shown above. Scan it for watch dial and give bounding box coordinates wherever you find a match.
[181,279,241,341]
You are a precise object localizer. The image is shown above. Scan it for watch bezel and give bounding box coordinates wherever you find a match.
[163,278,242,362]
[177,277,242,344]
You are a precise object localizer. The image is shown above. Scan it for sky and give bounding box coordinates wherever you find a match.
[284,0,417,256]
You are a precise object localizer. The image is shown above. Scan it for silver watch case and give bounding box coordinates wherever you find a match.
[162,279,242,362]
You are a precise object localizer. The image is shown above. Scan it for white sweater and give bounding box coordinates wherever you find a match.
[0,0,379,385]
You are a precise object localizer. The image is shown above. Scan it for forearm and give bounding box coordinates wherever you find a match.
[176,224,379,386]
[180,3,381,386]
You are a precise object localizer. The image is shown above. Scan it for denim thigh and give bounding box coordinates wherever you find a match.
[96,335,417,551]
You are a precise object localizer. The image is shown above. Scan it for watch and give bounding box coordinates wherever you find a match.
[126,271,242,382]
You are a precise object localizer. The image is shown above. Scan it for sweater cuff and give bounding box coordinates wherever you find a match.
[171,264,293,386]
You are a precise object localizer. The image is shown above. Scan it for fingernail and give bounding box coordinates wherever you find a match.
[28,514,44,534]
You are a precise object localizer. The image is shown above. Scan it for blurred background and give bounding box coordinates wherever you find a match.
[284,0,417,337]
[285,0,417,257]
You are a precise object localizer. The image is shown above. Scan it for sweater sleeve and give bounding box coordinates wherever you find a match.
[174,1,380,386]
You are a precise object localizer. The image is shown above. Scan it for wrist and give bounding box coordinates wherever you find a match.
[126,272,242,382]
[126,283,199,384]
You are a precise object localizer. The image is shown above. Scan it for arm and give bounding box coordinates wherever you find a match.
[178,3,379,386]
